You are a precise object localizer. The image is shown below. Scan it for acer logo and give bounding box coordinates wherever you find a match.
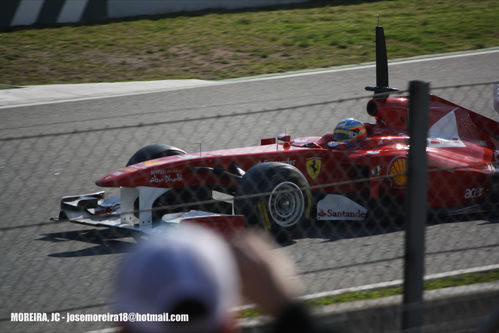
[464,187,484,199]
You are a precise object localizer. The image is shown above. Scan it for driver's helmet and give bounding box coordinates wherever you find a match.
[333,118,367,143]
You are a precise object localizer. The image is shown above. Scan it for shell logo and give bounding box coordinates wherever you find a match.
[388,157,407,186]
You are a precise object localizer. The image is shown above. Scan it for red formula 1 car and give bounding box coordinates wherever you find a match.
[57,27,499,239]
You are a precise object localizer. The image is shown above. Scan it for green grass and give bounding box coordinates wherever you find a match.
[239,269,499,318]
[0,0,497,85]
[0,84,18,89]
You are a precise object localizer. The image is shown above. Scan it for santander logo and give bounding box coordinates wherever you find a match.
[322,209,367,219]
[316,195,368,221]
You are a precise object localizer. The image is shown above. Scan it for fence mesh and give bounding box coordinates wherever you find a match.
[0,81,498,332]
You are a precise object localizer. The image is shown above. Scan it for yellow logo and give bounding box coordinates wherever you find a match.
[143,160,163,166]
[306,157,322,180]
[388,157,407,186]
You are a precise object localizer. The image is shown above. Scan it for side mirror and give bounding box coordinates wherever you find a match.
[327,141,348,150]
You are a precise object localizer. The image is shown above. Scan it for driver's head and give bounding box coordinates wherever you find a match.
[333,118,367,143]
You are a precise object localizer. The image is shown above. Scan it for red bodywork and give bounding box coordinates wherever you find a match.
[179,215,245,237]
[96,95,498,212]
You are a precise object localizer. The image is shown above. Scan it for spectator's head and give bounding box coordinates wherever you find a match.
[114,225,240,333]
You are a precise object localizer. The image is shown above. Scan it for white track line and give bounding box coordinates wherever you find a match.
[235,263,499,311]
[2,48,498,110]
[0,81,218,110]
[225,48,499,83]
[86,264,499,333]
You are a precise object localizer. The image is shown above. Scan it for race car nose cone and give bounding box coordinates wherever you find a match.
[95,174,121,187]
[96,167,141,187]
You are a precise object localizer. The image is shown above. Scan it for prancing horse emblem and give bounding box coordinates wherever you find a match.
[306,157,321,180]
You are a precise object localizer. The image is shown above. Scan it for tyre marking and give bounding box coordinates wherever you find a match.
[257,201,271,231]
[298,178,312,219]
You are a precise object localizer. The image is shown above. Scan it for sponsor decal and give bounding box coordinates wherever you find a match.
[150,169,181,175]
[177,154,202,159]
[427,109,465,148]
[388,157,407,186]
[316,194,368,221]
[366,150,381,154]
[258,159,296,166]
[123,167,139,173]
[464,187,484,199]
[317,208,367,219]
[370,165,382,177]
[293,138,308,143]
[306,157,322,180]
[143,160,163,166]
[427,137,465,148]
[149,170,183,184]
[128,163,147,169]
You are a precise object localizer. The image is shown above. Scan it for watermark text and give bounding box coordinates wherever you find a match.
[11,312,189,323]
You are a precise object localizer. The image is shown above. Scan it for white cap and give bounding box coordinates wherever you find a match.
[114,225,240,333]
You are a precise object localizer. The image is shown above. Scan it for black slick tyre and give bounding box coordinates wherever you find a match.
[126,144,186,166]
[235,162,312,242]
[127,144,195,222]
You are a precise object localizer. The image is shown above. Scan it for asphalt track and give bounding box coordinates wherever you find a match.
[1,50,498,332]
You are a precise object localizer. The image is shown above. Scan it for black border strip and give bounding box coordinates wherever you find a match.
[37,0,66,25]
[0,0,23,27]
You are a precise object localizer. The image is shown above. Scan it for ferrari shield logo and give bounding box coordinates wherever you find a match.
[306,157,322,180]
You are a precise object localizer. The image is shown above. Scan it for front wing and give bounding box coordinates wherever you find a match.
[56,191,245,238]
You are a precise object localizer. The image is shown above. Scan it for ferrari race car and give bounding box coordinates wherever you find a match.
[57,27,499,240]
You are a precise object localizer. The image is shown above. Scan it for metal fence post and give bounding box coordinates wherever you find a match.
[402,80,430,331]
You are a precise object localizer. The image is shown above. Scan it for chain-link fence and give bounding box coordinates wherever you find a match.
[0,81,498,332]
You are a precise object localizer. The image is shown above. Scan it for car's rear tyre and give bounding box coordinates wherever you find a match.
[235,162,312,242]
